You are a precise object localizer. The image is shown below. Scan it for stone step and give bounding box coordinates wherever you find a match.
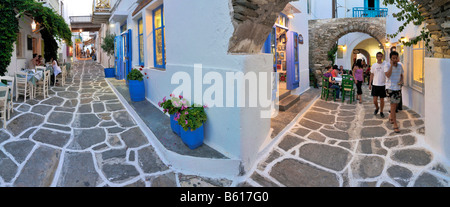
[279,89,291,101]
[278,94,300,111]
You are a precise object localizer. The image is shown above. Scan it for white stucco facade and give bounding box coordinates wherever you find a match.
[99,0,311,175]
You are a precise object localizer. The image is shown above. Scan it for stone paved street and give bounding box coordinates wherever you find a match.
[2,60,450,187]
[0,61,232,187]
[241,84,450,187]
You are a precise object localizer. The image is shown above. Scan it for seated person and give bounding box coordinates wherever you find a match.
[50,57,62,85]
[331,65,339,78]
[323,66,340,99]
[37,55,44,66]
[339,65,344,75]
[29,54,38,69]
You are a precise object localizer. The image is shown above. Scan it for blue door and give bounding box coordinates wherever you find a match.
[115,35,123,80]
[286,31,300,90]
[116,29,132,81]
[125,29,132,84]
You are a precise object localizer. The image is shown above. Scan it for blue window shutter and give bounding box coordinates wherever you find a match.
[286,31,300,90]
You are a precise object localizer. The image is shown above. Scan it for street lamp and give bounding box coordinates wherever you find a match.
[31,18,36,31]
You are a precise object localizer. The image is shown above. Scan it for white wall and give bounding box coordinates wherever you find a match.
[109,0,276,174]
[290,1,310,95]
[424,57,450,160]
[6,16,42,75]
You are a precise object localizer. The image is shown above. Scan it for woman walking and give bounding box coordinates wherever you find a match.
[353,59,364,104]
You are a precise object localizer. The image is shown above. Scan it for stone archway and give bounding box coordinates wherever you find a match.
[228,0,297,54]
[309,17,386,83]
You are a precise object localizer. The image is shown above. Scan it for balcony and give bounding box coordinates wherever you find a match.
[352,7,388,18]
[92,0,111,24]
[70,16,101,32]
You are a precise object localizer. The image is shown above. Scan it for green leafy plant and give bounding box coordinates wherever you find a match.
[0,0,72,75]
[327,44,338,65]
[178,104,208,132]
[101,33,115,68]
[127,68,144,81]
[382,0,431,50]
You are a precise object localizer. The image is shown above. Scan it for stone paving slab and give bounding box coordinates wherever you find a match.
[0,61,233,187]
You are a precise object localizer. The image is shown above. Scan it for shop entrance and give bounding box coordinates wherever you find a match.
[263,17,300,108]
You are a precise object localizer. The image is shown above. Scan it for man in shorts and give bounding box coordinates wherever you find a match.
[385,51,404,133]
[369,52,386,118]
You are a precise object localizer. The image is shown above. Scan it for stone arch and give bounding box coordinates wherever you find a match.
[353,48,372,66]
[228,0,296,54]
[308,17,386,83]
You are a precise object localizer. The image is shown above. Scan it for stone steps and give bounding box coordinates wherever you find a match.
[278,94,300,111]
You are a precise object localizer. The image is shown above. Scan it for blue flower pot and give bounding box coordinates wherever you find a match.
[128,80,145,102]
[170,114,181,136]
[180,125,204,150]
[104,68,115,78]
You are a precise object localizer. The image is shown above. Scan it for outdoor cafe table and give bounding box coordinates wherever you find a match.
[0,82,11,99]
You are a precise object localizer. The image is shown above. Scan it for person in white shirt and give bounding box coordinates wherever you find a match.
[50,58,62,86]
[384,51,404,133]
[369,52,386,118]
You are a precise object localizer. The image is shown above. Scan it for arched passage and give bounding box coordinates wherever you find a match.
[308,17,386,83]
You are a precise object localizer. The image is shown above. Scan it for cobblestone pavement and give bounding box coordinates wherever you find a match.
[3,60,450,187]
[241,84,450,187]
[0,61,233,187]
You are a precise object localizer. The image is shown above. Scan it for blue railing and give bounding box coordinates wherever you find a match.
[352,7,388,18]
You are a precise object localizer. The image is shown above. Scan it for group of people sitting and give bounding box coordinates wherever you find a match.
[28,53,62,85]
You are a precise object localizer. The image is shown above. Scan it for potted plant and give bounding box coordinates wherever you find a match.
[159,95,190,136]
[127,67,145,102]
[177,104,208,150]
[101,33,115,78]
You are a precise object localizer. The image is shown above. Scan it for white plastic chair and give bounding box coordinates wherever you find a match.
[15,72,32,102]
[55,65,66,86]
[35,70,50,99]
[0,76,15,115]
[0,86,10,128]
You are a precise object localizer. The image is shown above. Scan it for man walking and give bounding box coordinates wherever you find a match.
[385,51,404,133]
[369,52,386,118]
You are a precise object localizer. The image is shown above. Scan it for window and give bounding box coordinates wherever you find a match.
[120,22,127,33]
[337,46,344,59]
[138,18,144,66]
[411,40,424,90]
[307,0,311,14]
[152,5,165,68]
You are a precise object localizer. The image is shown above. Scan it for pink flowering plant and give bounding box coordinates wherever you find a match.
[158,94,190,115]
[177,104,208,131]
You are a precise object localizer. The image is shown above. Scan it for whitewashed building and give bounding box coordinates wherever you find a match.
[94,0,311,177]
[7,0,71,76]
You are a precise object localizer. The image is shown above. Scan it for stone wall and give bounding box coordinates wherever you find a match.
[308,17,386,85]
[228,0,296,54]
[414,0,450,58]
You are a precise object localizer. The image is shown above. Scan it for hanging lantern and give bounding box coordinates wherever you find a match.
[31,18,36,31]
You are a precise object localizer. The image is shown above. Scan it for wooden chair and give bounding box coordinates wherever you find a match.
[341,78,356,104]
[0,76,14,116]
[35,70,50,99]
[55,65,66,86]
[321,76,337,102]
[0,86,10,128]
[15,72,32,102]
